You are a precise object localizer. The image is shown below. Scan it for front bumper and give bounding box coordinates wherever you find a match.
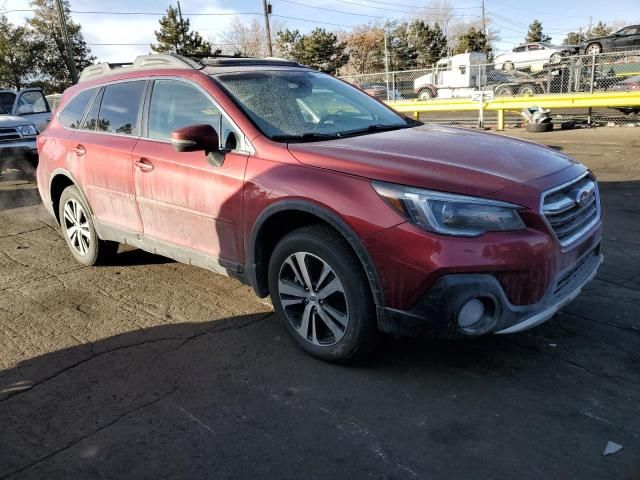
[377,244,603,338]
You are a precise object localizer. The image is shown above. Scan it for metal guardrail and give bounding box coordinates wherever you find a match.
[386,91,640,130]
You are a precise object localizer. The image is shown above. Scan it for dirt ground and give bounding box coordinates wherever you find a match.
[0,127,638,479]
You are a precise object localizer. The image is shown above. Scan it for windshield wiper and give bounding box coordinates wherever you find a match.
[271,132,339,143]
[335,123,413,138]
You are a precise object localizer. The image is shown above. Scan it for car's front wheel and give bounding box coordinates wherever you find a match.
[268,225,377,363]
[586,43,602,55]
[58,186,118,266]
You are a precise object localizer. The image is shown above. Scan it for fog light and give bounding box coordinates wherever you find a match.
[458,298,486,329]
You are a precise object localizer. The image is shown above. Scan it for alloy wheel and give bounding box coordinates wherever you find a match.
[278,252,349,347]
[586,44,601,55]
[63,198,91,256]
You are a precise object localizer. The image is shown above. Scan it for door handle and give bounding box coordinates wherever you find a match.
[72,144,86,156]
[135,158,154,172]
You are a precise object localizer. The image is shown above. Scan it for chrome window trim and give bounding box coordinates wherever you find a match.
[539,171,601,249]
[56,75,254,155]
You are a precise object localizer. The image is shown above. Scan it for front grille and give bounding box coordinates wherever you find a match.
[0,127,21,143]
[542,173,600,247]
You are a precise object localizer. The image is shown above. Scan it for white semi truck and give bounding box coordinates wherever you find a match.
[413,52,562,100]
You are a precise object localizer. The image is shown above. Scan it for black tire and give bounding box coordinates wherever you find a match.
[58,185,118,266]
[418,89,433,100]
[526,122,554,132]
[549,52,562,64]
[494,86,513,96]
[268,225,377,363]
[517,83,538,96]
[585,43,602,55]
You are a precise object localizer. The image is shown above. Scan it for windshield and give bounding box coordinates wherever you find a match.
[214,70,415,142]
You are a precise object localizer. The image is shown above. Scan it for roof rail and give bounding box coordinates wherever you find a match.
[77,53,303,83]
[78,54,203,83]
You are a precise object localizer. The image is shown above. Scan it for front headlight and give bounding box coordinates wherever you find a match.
[372,181,525,237]
[17,125,38,137]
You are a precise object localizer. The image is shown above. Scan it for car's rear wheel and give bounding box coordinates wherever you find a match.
[494,85,513,96]
[58,186,118,266]
[586,43,602,55]
[268,225,377,363]
[517,83,537,95]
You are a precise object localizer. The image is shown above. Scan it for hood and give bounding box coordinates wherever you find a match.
[0,115,32,128]
[288,125,579,197]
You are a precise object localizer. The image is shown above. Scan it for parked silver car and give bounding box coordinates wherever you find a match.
[494,43,571,72]
[0,88,52,133]
[0,109,38,169]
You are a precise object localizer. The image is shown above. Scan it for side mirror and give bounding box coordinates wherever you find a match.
[170,124,219,153]
[17,104,34,115]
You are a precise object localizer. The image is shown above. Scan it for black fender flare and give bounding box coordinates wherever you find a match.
[247,199,385,306]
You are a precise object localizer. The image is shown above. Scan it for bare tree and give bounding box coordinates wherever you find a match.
[214,16,286,57]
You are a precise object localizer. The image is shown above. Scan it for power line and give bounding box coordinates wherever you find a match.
[276,0,385,19]
[0,8,264,16]
[337,0,481,9]
[272,14,353,28]
[486,0,590,19]
[333,0,480,16]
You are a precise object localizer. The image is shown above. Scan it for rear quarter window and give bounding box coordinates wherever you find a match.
[97,81,146,135]
[58,88,99,129]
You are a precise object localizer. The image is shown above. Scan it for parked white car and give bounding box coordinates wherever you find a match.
[494,43,570,72]
[0,88,52,132]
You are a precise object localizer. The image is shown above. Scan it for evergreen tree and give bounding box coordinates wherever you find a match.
[151,5,216,56]
[525,20,551,43]
[563,31,586,45]
[27,0,95,91]
[454,27,492,57]
[389,22,417,70]
[276,28,348,74]
[410,20,448,68]
[0,16,38,89]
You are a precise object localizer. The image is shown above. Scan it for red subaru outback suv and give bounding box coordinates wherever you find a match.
[37,55,603,362]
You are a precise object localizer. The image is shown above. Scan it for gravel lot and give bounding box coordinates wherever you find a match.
[0,128,638,479]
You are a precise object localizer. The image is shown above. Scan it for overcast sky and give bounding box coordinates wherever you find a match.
[2,0,639,62]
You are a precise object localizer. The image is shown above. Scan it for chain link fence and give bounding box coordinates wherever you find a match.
[340,49,640,126]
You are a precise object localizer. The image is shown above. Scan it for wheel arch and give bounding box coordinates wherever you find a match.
[49,169,93,225]
[417,85,437,98]
[247,200,385,306]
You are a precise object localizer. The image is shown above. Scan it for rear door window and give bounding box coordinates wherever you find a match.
[97,81,146,136]
[58,88,99,129]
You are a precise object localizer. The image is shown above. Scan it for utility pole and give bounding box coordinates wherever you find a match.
[263,0,273,57]
[177,1,184,54]
[55,0,78,84]
[481,0,486,36]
